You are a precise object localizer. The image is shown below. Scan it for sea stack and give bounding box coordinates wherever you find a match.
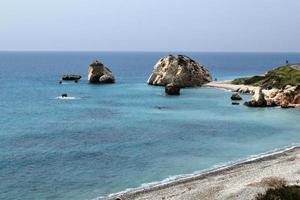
[147,55,212,88]
[244,87,267,107]
[88,60,115,84]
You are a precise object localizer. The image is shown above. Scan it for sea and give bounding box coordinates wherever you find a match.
[0,52,300,200]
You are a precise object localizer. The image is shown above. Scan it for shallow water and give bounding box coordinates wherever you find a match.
[0,52,300,200]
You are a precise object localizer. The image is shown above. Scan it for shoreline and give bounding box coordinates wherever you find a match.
[102,145,300,200]
[204,80,258,93]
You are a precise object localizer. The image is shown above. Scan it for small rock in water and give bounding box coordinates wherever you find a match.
[61,94,68,98]
[155,106,168,110]
[232,102,240,105]
[165,83,180,95]
[62,75,81,81]
[74,80,78,83]
[231,93,242,100]
[59,81,62,84]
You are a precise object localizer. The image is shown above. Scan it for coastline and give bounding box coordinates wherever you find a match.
[103,145,300,200]
[204,80,258,92]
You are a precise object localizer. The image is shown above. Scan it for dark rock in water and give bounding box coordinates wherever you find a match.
[62,75,81,81]
[88,60,115,84]
[281,103,295,109]
[232,102,240,105]
[61,94,68,98]
[59,81,62,84]
[231,93,242,101]
[74,80,78,83]
[165,83,180,95]
[147,55,212,87]
[99,74,115,83]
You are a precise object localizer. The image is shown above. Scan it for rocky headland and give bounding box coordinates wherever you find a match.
[234,64,300,108]
[206,64,300,108]
[88,60,115,84]
[147,55,212,88]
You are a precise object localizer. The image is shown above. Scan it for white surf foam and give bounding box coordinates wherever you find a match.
[54,96,80,100]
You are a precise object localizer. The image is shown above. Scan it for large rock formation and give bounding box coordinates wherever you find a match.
[147,55,212,87]
[88,60,115,84]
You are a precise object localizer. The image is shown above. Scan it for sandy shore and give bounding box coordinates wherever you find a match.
[106,146,300,200]
[204,80,258,92]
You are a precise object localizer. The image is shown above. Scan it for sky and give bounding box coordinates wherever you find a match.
[0,0,300,52]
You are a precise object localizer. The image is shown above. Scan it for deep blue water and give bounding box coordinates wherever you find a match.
[1,52,300,200]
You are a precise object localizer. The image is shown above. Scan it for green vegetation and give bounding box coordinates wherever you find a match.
[256,185,300,200]
[232,65,300,89]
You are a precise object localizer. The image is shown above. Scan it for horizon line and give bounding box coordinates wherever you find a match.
[0,49,300,53]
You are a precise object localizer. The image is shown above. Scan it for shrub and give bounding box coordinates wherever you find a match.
[256,185,300,200]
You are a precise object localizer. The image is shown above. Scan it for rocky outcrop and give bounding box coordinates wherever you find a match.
[165,83,180,95]
[62,75,81,81]
[231,93,242,101]
[147,55,212,87]
[244,87,267,107]
[88,60,115,84]
[245,85,300,108]
[292,95,300,104]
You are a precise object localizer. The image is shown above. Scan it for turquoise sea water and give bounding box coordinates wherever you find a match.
[0,52,300,200]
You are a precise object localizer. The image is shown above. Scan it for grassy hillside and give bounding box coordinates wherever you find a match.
[232,64,300,89]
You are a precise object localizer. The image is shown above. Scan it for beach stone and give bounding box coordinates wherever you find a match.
[88,60,115,84]
[147,55,212,87]
[231,93,242,101]
[165,83,180,95]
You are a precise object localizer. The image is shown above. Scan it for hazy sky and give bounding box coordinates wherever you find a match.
[1,0,300,51]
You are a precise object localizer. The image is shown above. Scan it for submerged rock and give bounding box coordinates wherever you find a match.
[88,60,115,84]
[62,75,81,81]
[232,102,240,105]
[231,93,242,101]
[61,93,68,98]
[165,83,180,95]
[147,55,212,87]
